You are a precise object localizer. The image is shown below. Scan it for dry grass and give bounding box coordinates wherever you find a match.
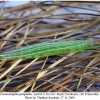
[0,1,100,92]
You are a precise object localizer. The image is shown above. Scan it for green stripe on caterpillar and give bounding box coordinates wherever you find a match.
[0,39,94,60]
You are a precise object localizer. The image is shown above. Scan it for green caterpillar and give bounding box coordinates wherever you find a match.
[0,39,94,60]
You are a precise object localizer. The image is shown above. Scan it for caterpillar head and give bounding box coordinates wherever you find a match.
[87,38,94,48]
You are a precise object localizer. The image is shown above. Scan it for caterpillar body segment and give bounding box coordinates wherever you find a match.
[0,39,94,60]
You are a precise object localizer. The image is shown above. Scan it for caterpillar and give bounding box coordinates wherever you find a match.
[0,39,94,60]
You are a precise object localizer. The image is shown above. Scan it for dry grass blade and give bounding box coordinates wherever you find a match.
[18,84,31,92]
[30,53,75,91]
[0,60,22,79]
[30,57,48,92]
[15,58,38,76]
[76,57,99,91]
